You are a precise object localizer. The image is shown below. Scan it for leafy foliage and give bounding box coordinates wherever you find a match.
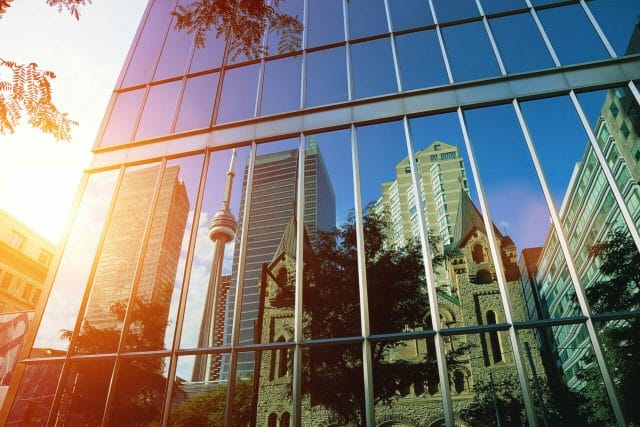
[574,228,640,424]
[300,208,454,425]
[0,59,77,141]
[172,0,303,61]
[169,379,253,426]
[45,0,92,19]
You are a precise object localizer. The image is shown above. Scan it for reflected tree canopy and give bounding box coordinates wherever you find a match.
[173,0,303,60]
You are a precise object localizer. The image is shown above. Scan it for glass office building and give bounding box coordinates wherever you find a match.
[1,0,640,425]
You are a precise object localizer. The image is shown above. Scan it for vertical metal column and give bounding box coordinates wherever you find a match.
[524,0,561,67]
[427,0,454,84]
[475,0,507,76]
[351,124,376,427]
[402,117,455,427]
[383,0,403,93]
[457,108,539,427]
[223,142,257,427]
[160,151,212,427]
[292,132,306,427]
[512,98,627,427]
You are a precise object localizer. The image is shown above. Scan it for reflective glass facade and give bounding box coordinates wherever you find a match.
[2,1,640,426]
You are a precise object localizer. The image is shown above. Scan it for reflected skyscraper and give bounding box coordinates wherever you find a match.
[83,165,189,346]
[220,140,335,379]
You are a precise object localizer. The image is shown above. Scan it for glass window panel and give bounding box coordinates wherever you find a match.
[464,104,580,320]
[396,29,449,91]
[442,21,501,82]
[180,147,250,360]
[519,325,618,425]
[135,80,182,140]
[372,339,445,424]
[307,0,344,48]
[266,0,303,56]
[53,359,115,425]
[451,333,527,426]
[347,0,388,40]
[388,0,434,31]
[432,0,480,23]
[168,354,230,424]
[519,94,639,315]
[122,155,204,353]
[232,139,299,382]
[225,350,292,425]
[122,0,176,88]
[356,121,432,334]
[6,362,62,426]
[74,163,162,355]
[260,55,302,116]
[101,89,145,148]
[301,345,364,424]
[351,38,397,99]
[587,0,640,56]
[305,46,348,107]
[154,15,193,81]
[302,129,360,340]
[189,29,226,73]
[594,319,640,424]
[107,357,169,426]
[409,112,508,328]
[537,4,609,65]
[217,64,259,124]
[490,12,555,74]
[481,0,527,15]
[174,73,219,133]
[31,170,119,357]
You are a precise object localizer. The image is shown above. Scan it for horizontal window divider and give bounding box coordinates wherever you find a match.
[436,15,485,29]
[590,310,640,322]
[20,356,67,365]
[117,349,172,359]
[512,316,588,330]
[392,24,439,38]
[483,7,531,20]
[368,330,437,343]
[305,40,347,54]
[298,336,365,348]
[175,346,232,357]
[65,352,118,361]
[533,0,580,12]
[439,323,511,336]
[347,32,392,45]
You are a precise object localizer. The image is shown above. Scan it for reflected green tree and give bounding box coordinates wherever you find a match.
[301,208,457,425]
[169,379,252,426]
[173,0,302,60]
[59,298,174,425]
[576,228,640,425]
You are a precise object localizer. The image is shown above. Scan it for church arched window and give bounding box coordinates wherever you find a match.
[486,311,503,363]
[472,243,485,263]
[276,336,288,378]
[277,267,288,287]
[476,269,493,284]
[453,370,466,394]
[280,412,291,427]
[268,413,278,427]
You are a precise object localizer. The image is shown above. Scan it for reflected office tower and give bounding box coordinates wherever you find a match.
[377,142,468,248]
[221,140,335,379]
[193,150,238,383]
[83,165,189,346]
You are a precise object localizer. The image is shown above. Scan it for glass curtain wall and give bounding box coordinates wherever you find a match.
[4,0,640,426]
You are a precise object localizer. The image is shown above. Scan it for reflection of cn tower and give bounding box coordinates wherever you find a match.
[193,149,237,383]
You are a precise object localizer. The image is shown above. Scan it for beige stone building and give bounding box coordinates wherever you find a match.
[0,209,55,314]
